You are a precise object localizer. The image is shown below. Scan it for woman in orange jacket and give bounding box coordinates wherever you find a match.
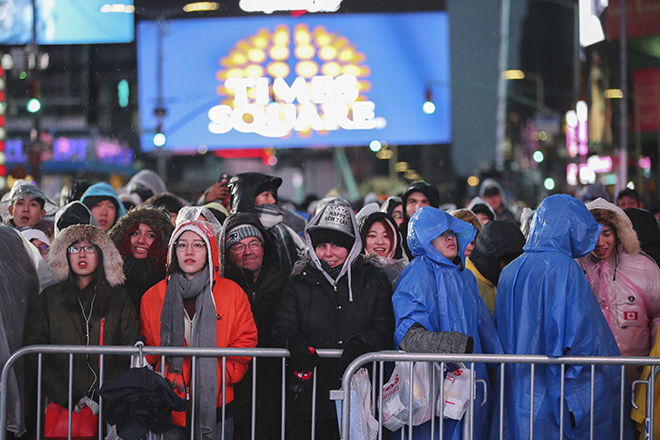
[140,220,257,440]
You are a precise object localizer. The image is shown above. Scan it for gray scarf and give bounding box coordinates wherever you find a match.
[160,269,217,440]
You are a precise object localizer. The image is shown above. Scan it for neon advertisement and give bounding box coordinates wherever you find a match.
[137,12,451,152]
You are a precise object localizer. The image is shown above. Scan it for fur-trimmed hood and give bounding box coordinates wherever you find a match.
[108,206,174,256]
[49,224,125,286]
[587,197,641,256]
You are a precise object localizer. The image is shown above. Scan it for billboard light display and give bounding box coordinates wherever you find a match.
[137,11,451,152]
[0,0,134,45]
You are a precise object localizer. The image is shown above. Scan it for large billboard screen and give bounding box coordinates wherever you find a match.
[0,0,134,45]
[137,12,451,152]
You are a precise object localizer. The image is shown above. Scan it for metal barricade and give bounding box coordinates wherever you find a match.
[0,345,341,440]
[336,352,660,440]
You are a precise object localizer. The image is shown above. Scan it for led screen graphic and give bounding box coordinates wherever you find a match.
[137,12,451,152]
[0,0,134,45]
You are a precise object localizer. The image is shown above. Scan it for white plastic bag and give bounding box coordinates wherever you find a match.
[380,362,434,431]
[336,368,378,440]
[437,365,472,420]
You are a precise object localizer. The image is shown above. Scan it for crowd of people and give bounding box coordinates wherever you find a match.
[2,169,660,440]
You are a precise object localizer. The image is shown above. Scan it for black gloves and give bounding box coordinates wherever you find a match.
[400,323,474,354]
[286,334,319,374]
[338,337,368,374]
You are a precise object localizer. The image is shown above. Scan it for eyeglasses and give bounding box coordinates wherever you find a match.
[175,241,206,252]
[230,241,262,253]
[391,212,403,219]
[37,245,49,254]
[67,245,97,254]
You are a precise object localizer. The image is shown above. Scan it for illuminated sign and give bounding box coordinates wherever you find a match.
[5,138,133,167]
[239,0,342,14]
[137,12,452,152]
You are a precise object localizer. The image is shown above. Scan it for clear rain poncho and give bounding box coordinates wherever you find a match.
[495,194,631,440]
[392,207,502,440]
[0,180,59,223]
[0,227,41,435]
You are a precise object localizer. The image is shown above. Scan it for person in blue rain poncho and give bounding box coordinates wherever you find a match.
[495,194,632,440]
[392,207,503,440]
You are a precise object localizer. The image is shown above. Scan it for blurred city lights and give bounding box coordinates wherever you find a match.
[27,99,41,113]
[467,176,479,187]
[579,166,596,184]
[533,151,544,163]
[544,178,555,191]
[100,4,135,13]
[627,181,635,190]
[604,89,623,99]
[394,161,409,172]
[502,70,525,80]
[197,145,208,154]
[153,133,166,147]
[423,101,435,114]
[369,140,382,152]
[183,2,220,12]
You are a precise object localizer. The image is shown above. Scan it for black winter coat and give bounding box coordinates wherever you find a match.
[271,255,395,418]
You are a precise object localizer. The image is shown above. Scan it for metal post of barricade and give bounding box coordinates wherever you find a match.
[68,353,73,440]
[221,356,227,440]
[650,366,657,440]
[190,356,196,440]
[559,364,565,440]
[311,366,318,440]
[430,362,436,440]
[378,361,384,440]
[499,363,504,440]
[280,357,286,440]
[590,364,595,440]
[407,362,414,440]
[530,363,535,440]
[98,353,104,440]
[251,357,257,440]
[439,362,445,439]
[621,365,626,440]
[36,353,43,440]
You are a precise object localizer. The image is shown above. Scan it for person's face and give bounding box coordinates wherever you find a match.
[431,229,458,260]
[464,239,475,258]
[254,190,276,206]
[391,205,404,227]
[228,236,264,273]
[30,239,49,262]
[365,221,392,257]
[592,224,617,260]
[482,193,502,211]
[8,197,45,228]
[475,213,491,226]
[315,243,349,268]
[405,191,430,219]
[617,196,639,210]
[175,231,208,280]
[68,241,98,278]
[130,223,157,260]
[91,199,117,231]
[168,212,178,225]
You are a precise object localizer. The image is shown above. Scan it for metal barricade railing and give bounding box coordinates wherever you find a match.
[0,345,341,440]
[336,352,660,440]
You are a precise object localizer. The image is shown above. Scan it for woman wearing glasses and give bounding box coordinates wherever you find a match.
[140,220,257,440]
[24,224,138,412]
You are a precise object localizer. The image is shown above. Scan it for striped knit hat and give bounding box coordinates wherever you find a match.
[225,224,264,250]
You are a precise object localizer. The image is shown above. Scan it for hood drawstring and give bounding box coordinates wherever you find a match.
[613,246,620,282]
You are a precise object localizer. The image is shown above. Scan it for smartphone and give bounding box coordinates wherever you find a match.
[218,173,231,184]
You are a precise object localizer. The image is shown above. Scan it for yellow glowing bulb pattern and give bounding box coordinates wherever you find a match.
[215,24,372,138]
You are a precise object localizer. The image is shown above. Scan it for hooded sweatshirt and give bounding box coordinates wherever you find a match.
[578,198,660,382]
[80,182,127,230]
[392,207,502,440]
[496,194,630,440]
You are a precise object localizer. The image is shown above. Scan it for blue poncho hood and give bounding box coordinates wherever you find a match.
[407,206,475,266]
[80,182,127,218]
[524,194,601,258]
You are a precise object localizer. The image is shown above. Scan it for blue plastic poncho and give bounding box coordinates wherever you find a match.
[495,194,631,440]
[392,207,503,440]
[80,182,127,217]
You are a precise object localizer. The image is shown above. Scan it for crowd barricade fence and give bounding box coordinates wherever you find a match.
[2,346,660,440]
[336,351,660,440]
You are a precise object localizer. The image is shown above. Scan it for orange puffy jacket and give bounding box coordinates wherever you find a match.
[140,220,258,427]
